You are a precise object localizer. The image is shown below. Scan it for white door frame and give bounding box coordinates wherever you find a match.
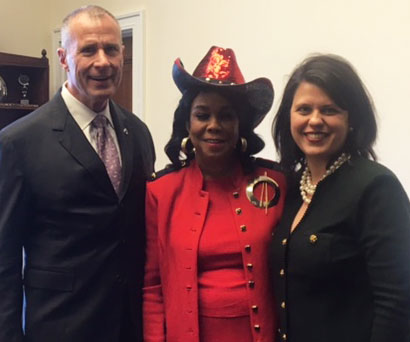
[117,11,144,119]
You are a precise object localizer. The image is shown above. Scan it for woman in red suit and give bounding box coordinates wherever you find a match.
[143,46,286,342]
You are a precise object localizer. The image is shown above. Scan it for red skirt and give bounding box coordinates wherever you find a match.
[199,315,253,342]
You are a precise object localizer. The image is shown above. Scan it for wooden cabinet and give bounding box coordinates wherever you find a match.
[0,50,49,129]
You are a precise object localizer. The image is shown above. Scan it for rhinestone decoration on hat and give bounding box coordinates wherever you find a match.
[193,46,245,84]
[91,115,122,194]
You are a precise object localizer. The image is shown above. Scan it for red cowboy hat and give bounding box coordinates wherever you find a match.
[172,46,274,128]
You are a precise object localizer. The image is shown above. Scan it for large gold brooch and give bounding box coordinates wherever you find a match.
[246,172,280,212]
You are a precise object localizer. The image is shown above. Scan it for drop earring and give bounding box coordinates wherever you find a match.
[181,137,190,154]
[240,137,247,153]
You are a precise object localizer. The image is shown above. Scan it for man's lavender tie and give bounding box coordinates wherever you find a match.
[91,115,121,194]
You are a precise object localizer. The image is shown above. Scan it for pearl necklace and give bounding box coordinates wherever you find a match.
[300,153,351,204]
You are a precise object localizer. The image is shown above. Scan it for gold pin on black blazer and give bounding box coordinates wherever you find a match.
[270,157,410,342]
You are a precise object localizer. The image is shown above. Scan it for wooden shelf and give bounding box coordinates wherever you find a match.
[0,103,39,110]
[0,51,49,69]
[0,50,48,129]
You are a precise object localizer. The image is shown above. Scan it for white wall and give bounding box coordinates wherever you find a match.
[4,0,410,193]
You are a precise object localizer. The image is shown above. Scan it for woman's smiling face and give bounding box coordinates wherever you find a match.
[188,91,239,168]
[290,81,349,166]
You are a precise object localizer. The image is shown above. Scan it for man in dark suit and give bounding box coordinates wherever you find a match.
[0,5,155,342]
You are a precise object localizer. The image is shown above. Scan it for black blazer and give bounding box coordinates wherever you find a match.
[0,92,155,342]
[270,157,410,342]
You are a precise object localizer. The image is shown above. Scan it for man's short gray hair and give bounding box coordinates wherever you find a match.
[60,5,121,49]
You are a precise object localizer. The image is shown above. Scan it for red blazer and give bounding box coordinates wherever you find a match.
[143,159,286,342]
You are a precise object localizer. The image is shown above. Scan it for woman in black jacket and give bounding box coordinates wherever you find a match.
[271,54,410,342]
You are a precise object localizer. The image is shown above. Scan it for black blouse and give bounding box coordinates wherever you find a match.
[270,157,410,342]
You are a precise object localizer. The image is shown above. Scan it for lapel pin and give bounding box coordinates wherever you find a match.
[123,128,129,135]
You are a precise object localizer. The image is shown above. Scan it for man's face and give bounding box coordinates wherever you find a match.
[58,13,124,112]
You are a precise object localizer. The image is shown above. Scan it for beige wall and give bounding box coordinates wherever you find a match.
[2,0,410,192]
[0,0,51,57]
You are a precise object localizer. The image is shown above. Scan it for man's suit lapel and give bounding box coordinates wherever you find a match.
[110,101,136,201]
[50,93,117,197]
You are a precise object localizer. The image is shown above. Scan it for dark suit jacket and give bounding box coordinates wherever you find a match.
[0,92,155,342]
[270,157,410,342]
